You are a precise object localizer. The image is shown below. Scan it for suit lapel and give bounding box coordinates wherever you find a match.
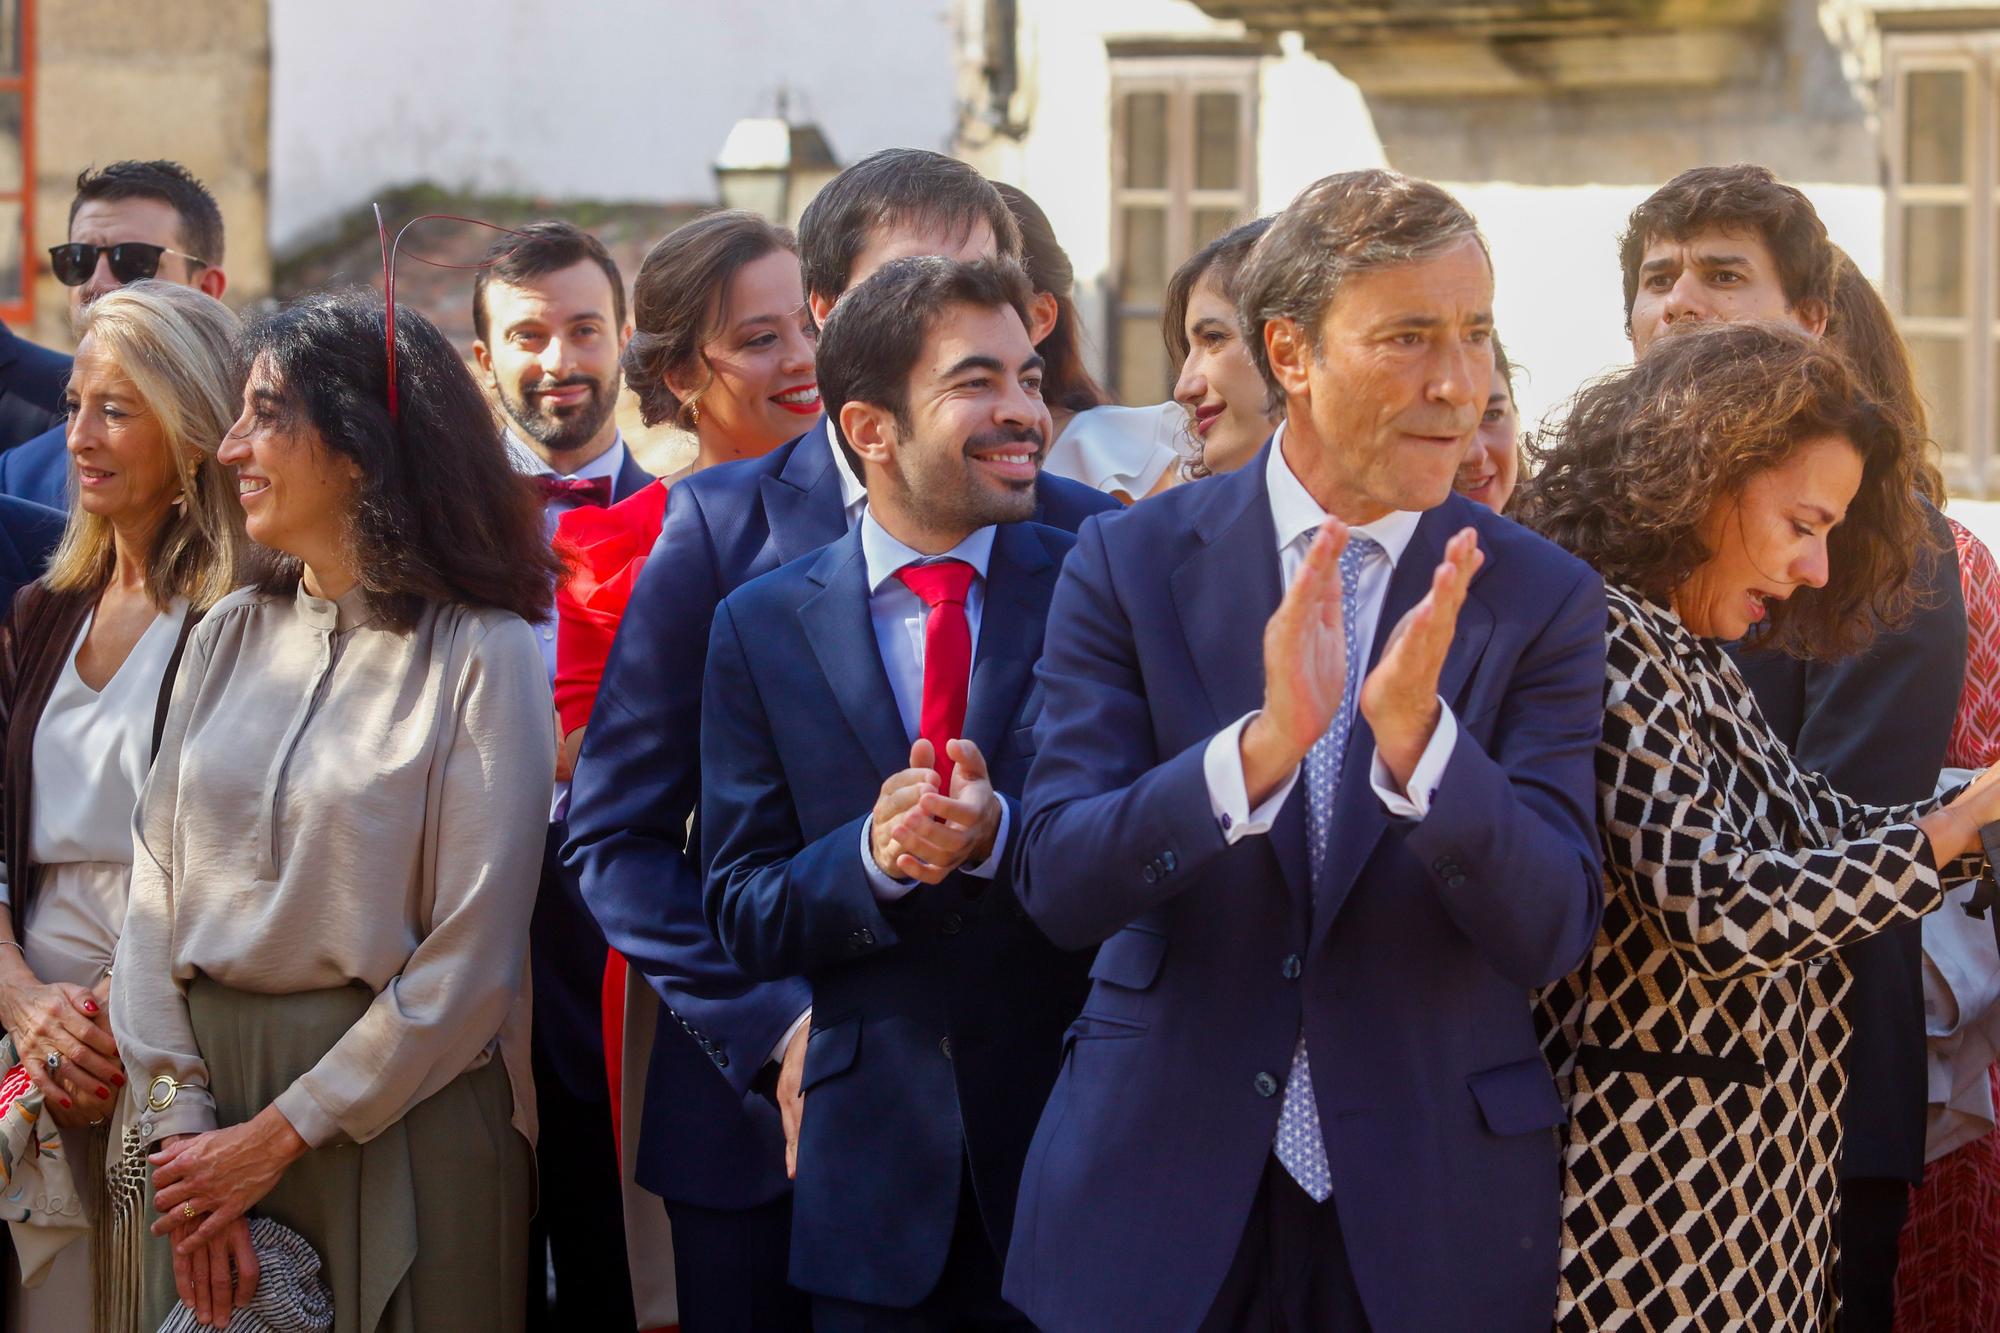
[798,529,911,780]
[611,448,654,504]
[1310,501,1495,947]
[1168,444,1309,905]
[962,524,1054,761]
[761,419,848,567]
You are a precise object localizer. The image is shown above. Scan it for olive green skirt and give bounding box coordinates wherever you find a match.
[135,977,531,1333]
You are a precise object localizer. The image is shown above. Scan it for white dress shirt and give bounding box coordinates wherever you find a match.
[826,416,868,527]
[1201,423,1460,842]
[507,431,631,683]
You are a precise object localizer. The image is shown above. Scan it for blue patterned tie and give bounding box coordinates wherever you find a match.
[1273,533,1378,1202]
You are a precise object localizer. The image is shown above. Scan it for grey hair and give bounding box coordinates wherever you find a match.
[1236,169,1487,412]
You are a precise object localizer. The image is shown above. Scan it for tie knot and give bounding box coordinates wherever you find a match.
[896,558,976,608]
[1340,533,1382,570]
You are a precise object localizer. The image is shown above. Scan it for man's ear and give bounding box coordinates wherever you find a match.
[1263,316,1313,403]
[1795,298,1830,340]
[1026,290,1059,345]
[471,339,496,386]
[809,291,837,329]
[196,267,227,300]
[840,400,897,472]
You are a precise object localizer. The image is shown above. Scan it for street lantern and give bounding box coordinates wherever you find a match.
[713,115,839,228]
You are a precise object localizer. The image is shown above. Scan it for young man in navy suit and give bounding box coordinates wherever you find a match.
[472,220,648,1333]
[2,161,228,506]
[563,151,1115,1331]
[0,321,69,453]
[702,254,1084,1331]
[1003,171,1608,1332]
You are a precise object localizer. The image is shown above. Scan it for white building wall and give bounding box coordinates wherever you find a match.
[268,0,960,250]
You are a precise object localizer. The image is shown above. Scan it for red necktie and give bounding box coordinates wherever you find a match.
[533,474,613,507]
[895,559,976,791]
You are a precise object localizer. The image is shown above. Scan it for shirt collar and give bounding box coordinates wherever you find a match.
[1265,422,1422,566]
[506,431,629,482]
[826,417,867,515]
[859,509,996,596]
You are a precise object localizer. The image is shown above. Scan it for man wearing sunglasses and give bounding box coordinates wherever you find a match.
[0,160,226,509]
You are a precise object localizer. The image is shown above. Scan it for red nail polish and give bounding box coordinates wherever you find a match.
[111,1073,125,1087]
[59,1098,70,1109]
[81,999,97,1013]
[95,1086,109,1099]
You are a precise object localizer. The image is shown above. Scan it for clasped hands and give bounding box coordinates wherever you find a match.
[148,1106,310,1326]
[1241,519,1483,807]
[870,737,1002,883]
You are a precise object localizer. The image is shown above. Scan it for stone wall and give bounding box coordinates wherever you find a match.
[28,0,270,347]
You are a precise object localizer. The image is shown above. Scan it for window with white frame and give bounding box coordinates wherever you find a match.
[1108,57,1257,402]
[1887,36,1996,494]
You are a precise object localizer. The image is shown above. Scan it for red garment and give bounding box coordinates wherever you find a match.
[553,478,671,737]
[896,559,976,790]
[1895,517,2000,1332]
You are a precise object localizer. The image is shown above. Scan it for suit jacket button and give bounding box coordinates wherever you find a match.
[940,1037,953,1061]
[942,913,963,935]
[1162,851,1178,872]
[712,1051,729,1069]
[859,928,876,945]
[1281,954,1303,980]
[1253,1072,1279,1098]
[1141,864,1158,884]
[1446,873,1468,890]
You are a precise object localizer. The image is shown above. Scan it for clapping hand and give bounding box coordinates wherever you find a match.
[1362,526,1482,789]
[869,739,1003,884]
[1241,520,1352,806]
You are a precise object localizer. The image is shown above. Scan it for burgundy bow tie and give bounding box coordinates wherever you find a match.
[533,474,613,507]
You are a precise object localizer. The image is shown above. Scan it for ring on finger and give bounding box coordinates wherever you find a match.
[43,1050,60,1074]
[182,1202,197,1221]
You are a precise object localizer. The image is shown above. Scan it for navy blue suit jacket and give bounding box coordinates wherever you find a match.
[0,325,69,454]
[531,445,659,1098]
[701,520,1092,1306]
[0,425,67,511]
[564,421,1116,1208]
[1001,447,1607,1333]
[1731,501,1965,1185]
[0,495,64,608]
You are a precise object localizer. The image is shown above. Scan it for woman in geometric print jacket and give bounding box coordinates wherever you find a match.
[1513,320,2000,1333]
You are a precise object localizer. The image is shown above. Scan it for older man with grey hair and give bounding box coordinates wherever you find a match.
[1001,169,1608,1333]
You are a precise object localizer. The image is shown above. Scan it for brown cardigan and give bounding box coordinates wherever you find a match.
[0,579,197,930]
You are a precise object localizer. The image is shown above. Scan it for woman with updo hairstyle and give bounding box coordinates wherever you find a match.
[552,209,811,756]
[1516,319,2000,1331]
[994,183,1182,503]
[110,289,559,1332]
[0,280,245,1332]
[1162,216,1278,480]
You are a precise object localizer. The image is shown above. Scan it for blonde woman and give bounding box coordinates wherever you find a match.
[0,280,245,1330]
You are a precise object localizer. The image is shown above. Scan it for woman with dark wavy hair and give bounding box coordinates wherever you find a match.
[1515,320,2000,1332]
[108,290,558,1331]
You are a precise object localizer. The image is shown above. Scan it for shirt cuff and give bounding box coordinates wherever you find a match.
[860,816,920,902]
[768,1008,812,1068]
[135,1083,219,1146]
[960,800,1011,880]
[1203,712,1299,845]
[1370,700,1458,820]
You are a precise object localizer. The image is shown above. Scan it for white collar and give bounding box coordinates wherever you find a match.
[825,417,867,513]
[859,509,996,595]
[507,431,628,482]
[1265,422,1422,566]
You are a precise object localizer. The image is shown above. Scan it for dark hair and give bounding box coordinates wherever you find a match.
[238,290,561,632]
[1491,330,1516,401]
[1237,171,1486,412]
[1617,164,1834,336]
[70,160,224,268]
[622,211,796,429]
[1825,248,1946,505]
[1163,216,1272,367]
[992,182,1107,415]
[796,149,1022,307]
[1514,320,1931,659]
[817,256,1035,476]
[471,220,626,346]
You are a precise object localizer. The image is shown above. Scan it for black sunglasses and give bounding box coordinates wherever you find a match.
[47,241,209,287]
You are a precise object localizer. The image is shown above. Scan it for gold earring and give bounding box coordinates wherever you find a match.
[688,400,701,426]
